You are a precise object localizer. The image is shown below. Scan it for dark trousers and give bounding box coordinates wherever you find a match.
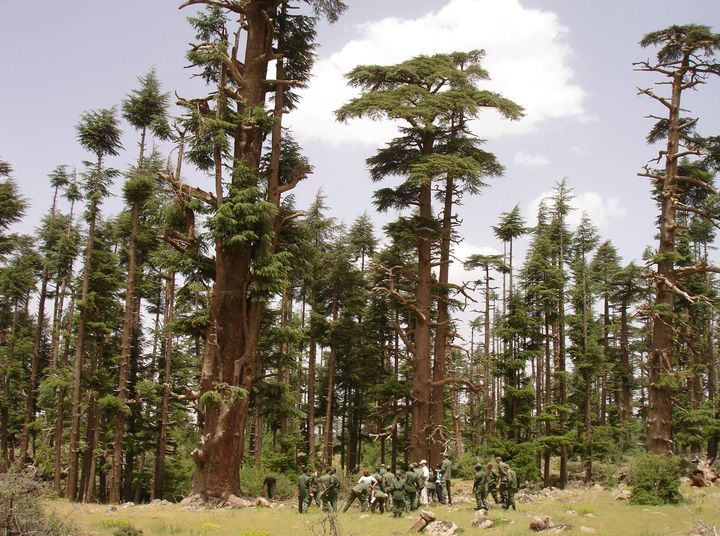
[445,480,452,504]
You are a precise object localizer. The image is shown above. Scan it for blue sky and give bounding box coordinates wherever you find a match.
[1,0,719,280]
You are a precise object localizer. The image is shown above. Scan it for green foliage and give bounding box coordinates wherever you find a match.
[112,525,144,536]
[628,453,682,505]
[238,466,294,499]
[76,107,123,158]
[123,172,156,205]
[99,394,131,416]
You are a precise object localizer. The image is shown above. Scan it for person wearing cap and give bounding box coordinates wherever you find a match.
[308,467,323,508]
[472,463,489,511]
[404,463,419,511]
[391,470,406,517]
[371,465,389,514]
[418,459,430,505]
[432,464,443,503]
[440,453,453,505]
[488,457,502,504]
[499,463,517,510]
[322,467,340,512]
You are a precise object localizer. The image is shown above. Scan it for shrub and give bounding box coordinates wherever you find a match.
[0,471,79,536]
[628,453,682,505]
[112,527,144,536]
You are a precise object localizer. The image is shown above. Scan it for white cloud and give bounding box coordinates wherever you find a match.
[570,146,590,157]
[287,0,587,147]
[449,242,502,287]
[513,151,551,168]
[524,190,627,228]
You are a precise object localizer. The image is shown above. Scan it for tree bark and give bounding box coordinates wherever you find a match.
[647,59,686,456]
[430,175,453,461]
[67,154,103,501]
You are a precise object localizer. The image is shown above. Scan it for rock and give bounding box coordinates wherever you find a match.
[583,512,597,518]
[423,520,459,536]
[474,519,494,529]
[255,497,274,508]
[530,516,554,531]
[408,510,436,533]
[106,505,117,512]
[592,484,604,491]
[516,491,533,503]
[614,490,631,500]
[120,502,135,509]
[565,510,577,516]
[579,527,596,533]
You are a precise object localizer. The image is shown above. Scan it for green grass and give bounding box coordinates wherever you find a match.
[48,483,720,536]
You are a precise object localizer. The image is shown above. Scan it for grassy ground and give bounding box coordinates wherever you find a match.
[48,482,720,536]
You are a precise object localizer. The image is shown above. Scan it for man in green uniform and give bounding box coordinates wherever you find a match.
[488,457,501,504]
[308,467,322,508]
[391,470,406,517]
[371,465,388,513]
[472,463,489,511]
[440,453,453,505]
[325,467,340,512]
[343,479,371,512]
[500,463,517,510]
[297,466,310,513]
[404,463,418,511]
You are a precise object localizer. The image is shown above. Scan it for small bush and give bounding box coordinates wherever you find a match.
[628,453,682,505]
[0,472,79,536]
[112,526,144,536]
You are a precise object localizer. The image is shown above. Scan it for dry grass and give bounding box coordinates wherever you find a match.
[48,483,720,536]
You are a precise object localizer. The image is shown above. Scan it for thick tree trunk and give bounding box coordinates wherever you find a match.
[187,1,274,503]
[410,179,433,462]
[647,64,685,456]
[430,175,453,461]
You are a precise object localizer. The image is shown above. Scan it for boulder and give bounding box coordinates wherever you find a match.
[614,489,631,501]
[408,511,436,533]
[530,516,554,531]
[579,527,597,534]
[423,520,459,536]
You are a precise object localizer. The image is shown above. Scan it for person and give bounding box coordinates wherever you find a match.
[418,459,430,505]
[404,463,418,511]
[297,467,310,513]
[343,479,371,512]
[432,464,444,504]
[319,468,332,512]
[308,467,323,508]
[500,463,517,510]
[391,469,406,517]
[325,467,340,512]
[472,463,489,511]
[488,458,501,504]
[371,465,388,514]
[440,453,453,505]
[357,468,377,511]
[263,474,277,499]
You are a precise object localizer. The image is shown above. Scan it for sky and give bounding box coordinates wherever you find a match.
[1,0,720,307]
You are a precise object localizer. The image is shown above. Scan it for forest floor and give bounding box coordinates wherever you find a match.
[48,482,720,536]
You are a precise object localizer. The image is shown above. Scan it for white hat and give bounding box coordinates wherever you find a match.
[420,459,427,465]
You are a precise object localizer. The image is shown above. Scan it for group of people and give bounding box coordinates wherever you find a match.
[472,457,517,511]
[296,453,454,517]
